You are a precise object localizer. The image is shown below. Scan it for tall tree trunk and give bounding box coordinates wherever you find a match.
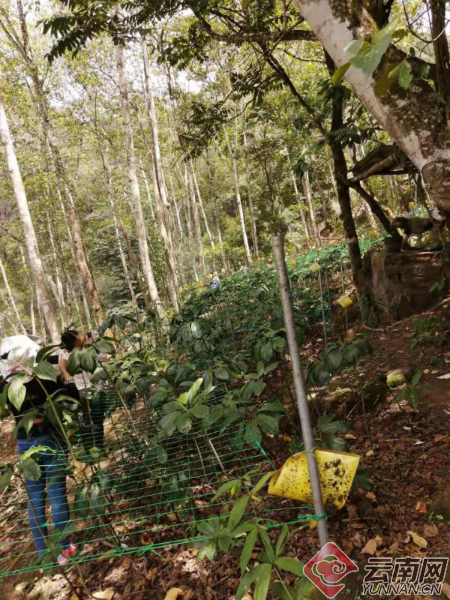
[292,0,450,215]
[0,90,60,342]
[99,142,137,305]
[0,253,26,333]
[167,170,184,239]
[15,0,103,323]
[302,171,321,246]
[115,43,164,320]
[0,286,19,335]
[119,221,150,309]
[224,122,252,265]
[430,0,450,107]
[188,168,207,283]
[192,167,215,252]
[242,114,259,257]
[30,289,36,336]
[139,160,155,220]
[47,210,65,304]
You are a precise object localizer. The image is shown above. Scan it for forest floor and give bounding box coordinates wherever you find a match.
[2,303,450,599]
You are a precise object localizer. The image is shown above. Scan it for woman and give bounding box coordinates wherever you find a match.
[0,335,79,566]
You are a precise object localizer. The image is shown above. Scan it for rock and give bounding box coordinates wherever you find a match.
[363,249,447,322]
[431,489,450,520]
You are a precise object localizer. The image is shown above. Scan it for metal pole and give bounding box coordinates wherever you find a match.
[272,235,329,547]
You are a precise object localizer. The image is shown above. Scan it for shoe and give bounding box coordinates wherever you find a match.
[57,544,79,566]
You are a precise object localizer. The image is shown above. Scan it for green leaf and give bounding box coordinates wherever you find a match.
[275,525,289,557]
[296,578,313,598]
[159,412,179,436]
[184,378,203,404]
[252,471,276,495]
[214,367,230,381]
[260,342,273,361]
[264,362,279,375]
[317,415,349,434]
[190,404,210,419]
[66,349,81,376]
[272,582,297,600]
[342,343,361,366]
[155,446,168,464]
[8,374,26,411]
[176,412,193,434]
[256,361,265,378]
[33,361,58,382]
[93,339,116,355]
[0,470,12,491]
[162,401,184,414]
[254,563,272,600]
[256,413,279,436]
[325,436,349,452]
[21,457,42,481]
[212,479,242,501]
[36,344,60,364]
[15,410,39,436]
[345,39,365,55]
[236,564,269,600]
[259,529,276,563]
[80,347,98,374]
[412,370,423,387]
[261,402,286,414]
[324,348,342,372]
[197,539,218,561]
[240,527,258,575]
[275,556,306,576]
[375,70,397,96]
[351,43,385,77]
[332,62,350,85]
[228,495,249,531]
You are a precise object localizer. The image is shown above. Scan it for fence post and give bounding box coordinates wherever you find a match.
[272,235,329,547]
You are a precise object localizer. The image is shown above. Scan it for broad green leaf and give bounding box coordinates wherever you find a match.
[228,495,249,531]
[332,62,350,84]
[80,347,98,374]
[66,349,81,376]
[159,412,179,436]
[253,380,266,397]
[260,341,273,361]
[34,361,58,382]
[197,539,218,561]
[375,69,397,96]
[36,344,60,364]
[236,564,269,600]
[185,378,203,404]
[8,374,26,411]
[21,457,41,481]
[15,410,38,436]
[156,446,168,463]
[256,413,279,436]
[240,527,258,575]
[256,361,265,378]
[342,343,360,366]
[296,577,314,598]
[275,556,306,576]
[272,582,297,600]
[264,362,279,375]
[176,412,193,434]
[245,421,262,448]
[324,348,342,372]
[345,39,365,55]
[0,470,12,491]
[213,367,230,381]
[254,563,272,600]
[93,339,116,355]
[261,402,285,414]
[162,401,184,414]
[252,471,276,496]
[351,43,385,77]
[190,404,210,419]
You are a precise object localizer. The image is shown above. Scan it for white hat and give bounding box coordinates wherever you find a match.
[0,335,41,381]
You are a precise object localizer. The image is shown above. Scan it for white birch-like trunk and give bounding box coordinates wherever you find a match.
[115,44,164,320]
[167,170,183,239]
[184,165,199,283]
[139,161,155,220]
[0,90,60,342]
[285,145,311,243]
[188,168,207,283]
[242,116,259,257]
[192,167,215,250]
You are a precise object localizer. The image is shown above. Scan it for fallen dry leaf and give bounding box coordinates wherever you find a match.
[366,492,377,500]
[442,582,450,599]
[407,531,428,549]
[423,523,438,538]
[167,513,178,523]
[366,450,374,457]
[374,535,383,547]
[415,500,427,513]
[345,433,357,439]
[93,589,116,600]
[434,435,450,444]
[362,539,378,556]
[164,589,183,600]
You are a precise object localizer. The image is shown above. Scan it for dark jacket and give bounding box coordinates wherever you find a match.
[1,376,80,439]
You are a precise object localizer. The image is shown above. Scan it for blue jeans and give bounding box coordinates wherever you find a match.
[18,434,71,556]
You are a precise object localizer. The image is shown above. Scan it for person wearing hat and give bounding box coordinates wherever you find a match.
[0,335,80,565]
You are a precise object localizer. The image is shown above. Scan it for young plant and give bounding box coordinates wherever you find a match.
[394,370,432,409]
[158,378,215,436]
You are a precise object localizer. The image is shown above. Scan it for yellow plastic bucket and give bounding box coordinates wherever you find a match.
[268,449,360,509]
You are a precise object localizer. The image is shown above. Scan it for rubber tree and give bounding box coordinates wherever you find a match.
[0,89,60,341]
[292,0,450,216]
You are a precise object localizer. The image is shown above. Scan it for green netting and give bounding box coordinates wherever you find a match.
[0,387,318,579]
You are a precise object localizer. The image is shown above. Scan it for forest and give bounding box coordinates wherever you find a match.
[1,0,450,598]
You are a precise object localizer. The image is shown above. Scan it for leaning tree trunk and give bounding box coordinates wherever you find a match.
[292,0,450,215]
[0,90,60,342]
[115,44,164,320]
